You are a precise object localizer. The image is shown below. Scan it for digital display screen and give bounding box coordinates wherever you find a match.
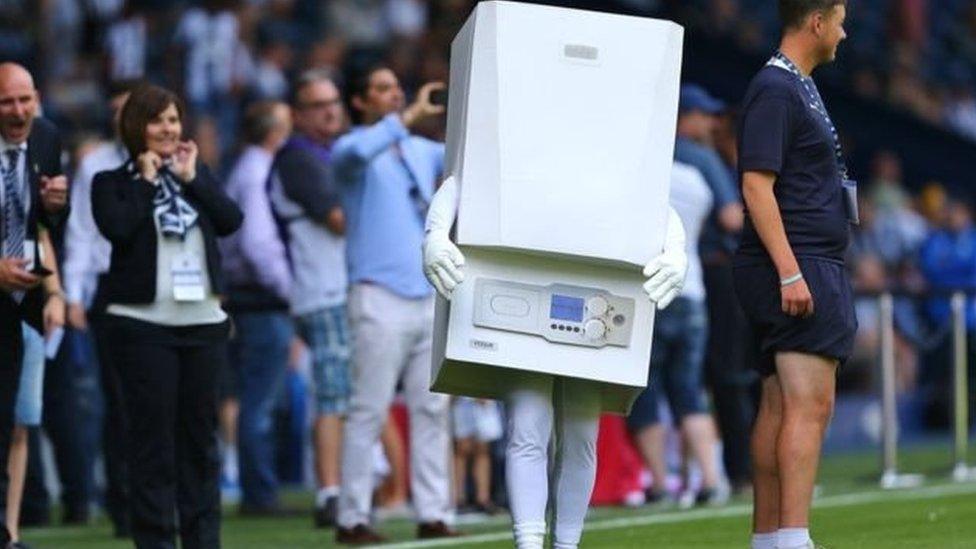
[550,295,585,322]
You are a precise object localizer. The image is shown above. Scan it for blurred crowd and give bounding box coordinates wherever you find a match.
[0,0,468,171]
[675,0,976,141]
[0,0,974,546]
[3,0,975,158]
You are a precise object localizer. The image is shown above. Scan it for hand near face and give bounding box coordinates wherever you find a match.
[136,150,163,182]
[39,175,68,213]
[171,140,198,183]
[402,82,446,127]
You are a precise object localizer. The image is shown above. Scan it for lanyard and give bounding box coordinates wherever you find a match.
[768,51,849,181]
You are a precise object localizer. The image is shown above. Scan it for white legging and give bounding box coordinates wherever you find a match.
[506,375,602,549]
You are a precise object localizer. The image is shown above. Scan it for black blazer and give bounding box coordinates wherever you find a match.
[91,162,243,306]
[27,117,69,247]
[1,117,67,336]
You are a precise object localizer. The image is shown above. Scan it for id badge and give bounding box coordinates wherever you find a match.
[172,252,206,302]
[23,239,36,271]
[843,179,859,225]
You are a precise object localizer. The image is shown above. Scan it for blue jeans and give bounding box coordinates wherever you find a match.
[628,298,709,431]
[232,311,294,508]
[16,323,45,426]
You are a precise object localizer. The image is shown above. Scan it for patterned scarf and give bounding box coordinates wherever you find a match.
[128,160,199,239]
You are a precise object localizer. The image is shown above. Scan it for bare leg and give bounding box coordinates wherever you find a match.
[680,413,721,489]
[6,426,28,542]
[632,424,668,493]
[776,352,837,528]
[313,415,344,489]
[473,441,492,505]
[218,398,239,484]
[453,438,472,504]
[219,398,238,447]
[752,375,783,534]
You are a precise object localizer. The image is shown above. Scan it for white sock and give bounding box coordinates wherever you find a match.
[751,532,777,549]
[513,521,546,549]
[315,486,340,507]
[553,542,577,549]
[777,528,811,548]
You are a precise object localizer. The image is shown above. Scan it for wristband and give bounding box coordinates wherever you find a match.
[780,273,803,287]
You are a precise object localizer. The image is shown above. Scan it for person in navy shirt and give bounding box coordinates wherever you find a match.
[731,2,855,549]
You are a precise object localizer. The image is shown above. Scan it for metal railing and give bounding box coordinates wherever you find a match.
[877,290,976,488]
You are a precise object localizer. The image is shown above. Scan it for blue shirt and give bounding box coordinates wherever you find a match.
[736,65,849,264]
[674,137,739,257]
[332,114,444,299]
[919,227,976,330]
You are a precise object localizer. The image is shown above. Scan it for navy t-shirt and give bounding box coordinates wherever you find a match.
[735,65,849,264]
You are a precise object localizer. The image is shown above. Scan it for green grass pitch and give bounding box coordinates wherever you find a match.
[21,444,976,548]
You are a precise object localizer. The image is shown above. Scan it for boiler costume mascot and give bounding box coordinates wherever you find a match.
[423,179,687,548]
[423,3,687,547]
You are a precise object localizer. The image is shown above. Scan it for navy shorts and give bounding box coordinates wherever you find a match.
[732,257,857,378]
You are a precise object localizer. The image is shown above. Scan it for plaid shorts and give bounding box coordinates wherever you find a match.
[296,304,351,415]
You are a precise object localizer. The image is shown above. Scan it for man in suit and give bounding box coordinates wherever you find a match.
[0,62,68,541]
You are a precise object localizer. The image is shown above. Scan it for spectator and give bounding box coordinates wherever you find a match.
[628,161,724,507]
[324,1,390,52]
[944,84,976,142]
[172,0,251,157]
[452,398,503,515]
[221,100,294,516]
[675,83,754,494]
[62,78,138,537]
[248,36,293,101]
[0,61,69,544]
[865,151,927,267]
[268,70,350,528]
[331,66,457,544]
[91,83,243,548]
[387,0,429,41]
[7,231,64,549]
[917,198,976,427]
[103,3,148,84]
[918,181,948,226]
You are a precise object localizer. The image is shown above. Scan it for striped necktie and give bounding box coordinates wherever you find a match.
[3,148,26,302]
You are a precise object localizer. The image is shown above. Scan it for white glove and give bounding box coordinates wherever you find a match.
[423,175,466,300]
[643,206,688,310]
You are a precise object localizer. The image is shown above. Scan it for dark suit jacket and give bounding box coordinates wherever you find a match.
[0,117,67,338]
[92,162,243,306]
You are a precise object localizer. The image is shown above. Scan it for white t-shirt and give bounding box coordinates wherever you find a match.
[669,161,713,302]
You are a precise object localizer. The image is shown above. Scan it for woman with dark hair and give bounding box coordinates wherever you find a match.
[92,83,242,549]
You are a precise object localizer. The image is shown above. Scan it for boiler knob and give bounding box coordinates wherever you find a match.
[583,318,607,341]
[587,296,609,317]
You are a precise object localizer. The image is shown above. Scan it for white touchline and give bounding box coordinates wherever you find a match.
[374,482,976,549]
